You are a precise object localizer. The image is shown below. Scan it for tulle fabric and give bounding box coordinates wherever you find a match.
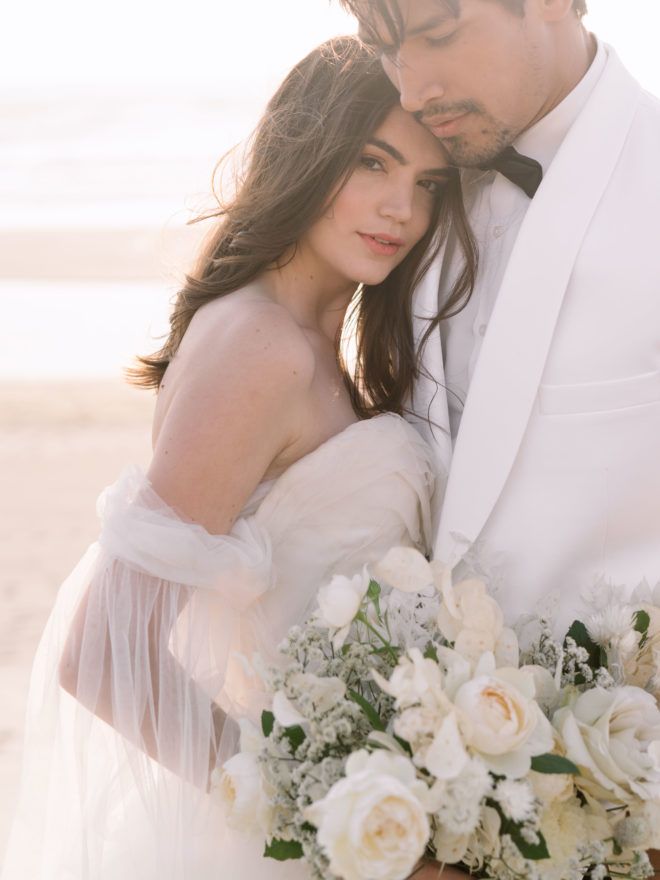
[2,414,437,880]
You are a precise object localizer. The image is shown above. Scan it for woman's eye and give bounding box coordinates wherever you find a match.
[360,156,385,172]
[418,178,442,195]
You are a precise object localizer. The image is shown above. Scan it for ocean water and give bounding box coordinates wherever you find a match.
[0,87,265,379]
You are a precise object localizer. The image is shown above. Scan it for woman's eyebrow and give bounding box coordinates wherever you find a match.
[367,137,406,164]
[366,138,453,178]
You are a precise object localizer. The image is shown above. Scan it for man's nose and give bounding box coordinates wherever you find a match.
[382,50,445,114]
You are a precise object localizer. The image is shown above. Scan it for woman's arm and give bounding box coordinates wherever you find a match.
[60,300,317,786]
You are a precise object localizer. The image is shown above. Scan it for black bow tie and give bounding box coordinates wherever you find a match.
[480,146,543,198]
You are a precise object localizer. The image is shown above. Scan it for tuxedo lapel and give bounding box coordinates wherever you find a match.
[435,50,642,564]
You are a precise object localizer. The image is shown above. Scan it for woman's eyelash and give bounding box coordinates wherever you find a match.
[360,155,384,171]
[418,179,439,194]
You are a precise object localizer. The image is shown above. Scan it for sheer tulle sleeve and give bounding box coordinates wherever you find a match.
[2,465,276,880]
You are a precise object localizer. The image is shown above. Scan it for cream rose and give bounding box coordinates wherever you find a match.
[304,750,430,880]
[453,658,554,777]
[211,751,274,834]
[554,685,660,803]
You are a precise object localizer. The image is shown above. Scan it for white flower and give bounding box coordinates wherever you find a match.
[304,750,430,880]
[586,604,637,650]
[314,568,370,648]
[618,801,660,849]
[211,750,274,834]
[493,778,538,823]
[520,664,560,715]
[272,690,306,727]
[425,756,491,837]
[415,711,471,780]
[373,647,452,710]
[452,654,554,777]
[463,805,502,869]
[536,796,611,880]
[289,672,346,714]
[374,546,435,593]
[437,576,519,668]
[432,826,471,864]
[554,685,660,803]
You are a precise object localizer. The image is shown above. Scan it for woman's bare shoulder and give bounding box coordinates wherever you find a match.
[171,286,316,393]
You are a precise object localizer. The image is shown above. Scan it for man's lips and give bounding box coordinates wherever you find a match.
[423,111,471,138]
[358,233,404,256]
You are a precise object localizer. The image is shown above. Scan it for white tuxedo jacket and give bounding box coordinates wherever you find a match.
[411,49,660,627]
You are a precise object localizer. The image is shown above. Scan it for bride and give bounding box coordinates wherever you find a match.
[2,37,476,880]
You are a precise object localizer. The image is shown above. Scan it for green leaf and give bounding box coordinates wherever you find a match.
[367,579,382,620]
[531,753,581,775]
[282,724,306,754]
[635,609,650,647]
[516,831,550,861]
[424,642,439,662]
[348,688,385,731]
[263,838,304,861]
[261,710,274,738]
[498,812,550,861]
[564,620,604,678]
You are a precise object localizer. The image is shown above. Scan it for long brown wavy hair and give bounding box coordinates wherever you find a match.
[128,36,477,419]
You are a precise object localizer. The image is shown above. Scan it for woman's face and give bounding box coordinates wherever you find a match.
[298,104,451,293]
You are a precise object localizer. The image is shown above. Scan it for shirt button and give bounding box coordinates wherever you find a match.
[478,324,487,337]
[493,225,505,238]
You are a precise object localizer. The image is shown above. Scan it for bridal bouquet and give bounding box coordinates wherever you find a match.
[212,548,660,880]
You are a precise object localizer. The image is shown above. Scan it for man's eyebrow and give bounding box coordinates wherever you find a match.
[407,11,455,37]
[359,10,454,50]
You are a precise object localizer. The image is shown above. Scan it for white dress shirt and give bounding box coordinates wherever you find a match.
[441,38,607,442]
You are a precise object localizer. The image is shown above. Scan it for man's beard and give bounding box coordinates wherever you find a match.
[416,101,515,167]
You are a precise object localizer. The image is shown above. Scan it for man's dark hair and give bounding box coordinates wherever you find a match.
[341,0,588,48]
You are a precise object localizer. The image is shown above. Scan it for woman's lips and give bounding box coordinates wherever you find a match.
[358,233,404,256]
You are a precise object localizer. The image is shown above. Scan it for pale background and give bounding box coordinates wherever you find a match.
[1,0,659,863]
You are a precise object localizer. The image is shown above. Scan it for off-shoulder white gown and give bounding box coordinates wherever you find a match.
[2,414,438,880]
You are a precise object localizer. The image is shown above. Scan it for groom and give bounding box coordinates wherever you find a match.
[341,0,660,631]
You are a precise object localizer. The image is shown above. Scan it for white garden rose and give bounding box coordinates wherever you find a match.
[211,751,274,834]
[304,750,430,880]
[554,685,660,803]
[452,655,554,777]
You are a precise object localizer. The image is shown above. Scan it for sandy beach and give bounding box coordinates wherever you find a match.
[0,379,155,863]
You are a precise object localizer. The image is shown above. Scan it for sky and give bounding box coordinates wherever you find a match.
[4,1,660,96]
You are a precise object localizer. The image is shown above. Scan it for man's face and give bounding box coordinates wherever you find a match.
[361,0,565,166]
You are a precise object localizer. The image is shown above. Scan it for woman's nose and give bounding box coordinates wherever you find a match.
[379,182,414,223]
